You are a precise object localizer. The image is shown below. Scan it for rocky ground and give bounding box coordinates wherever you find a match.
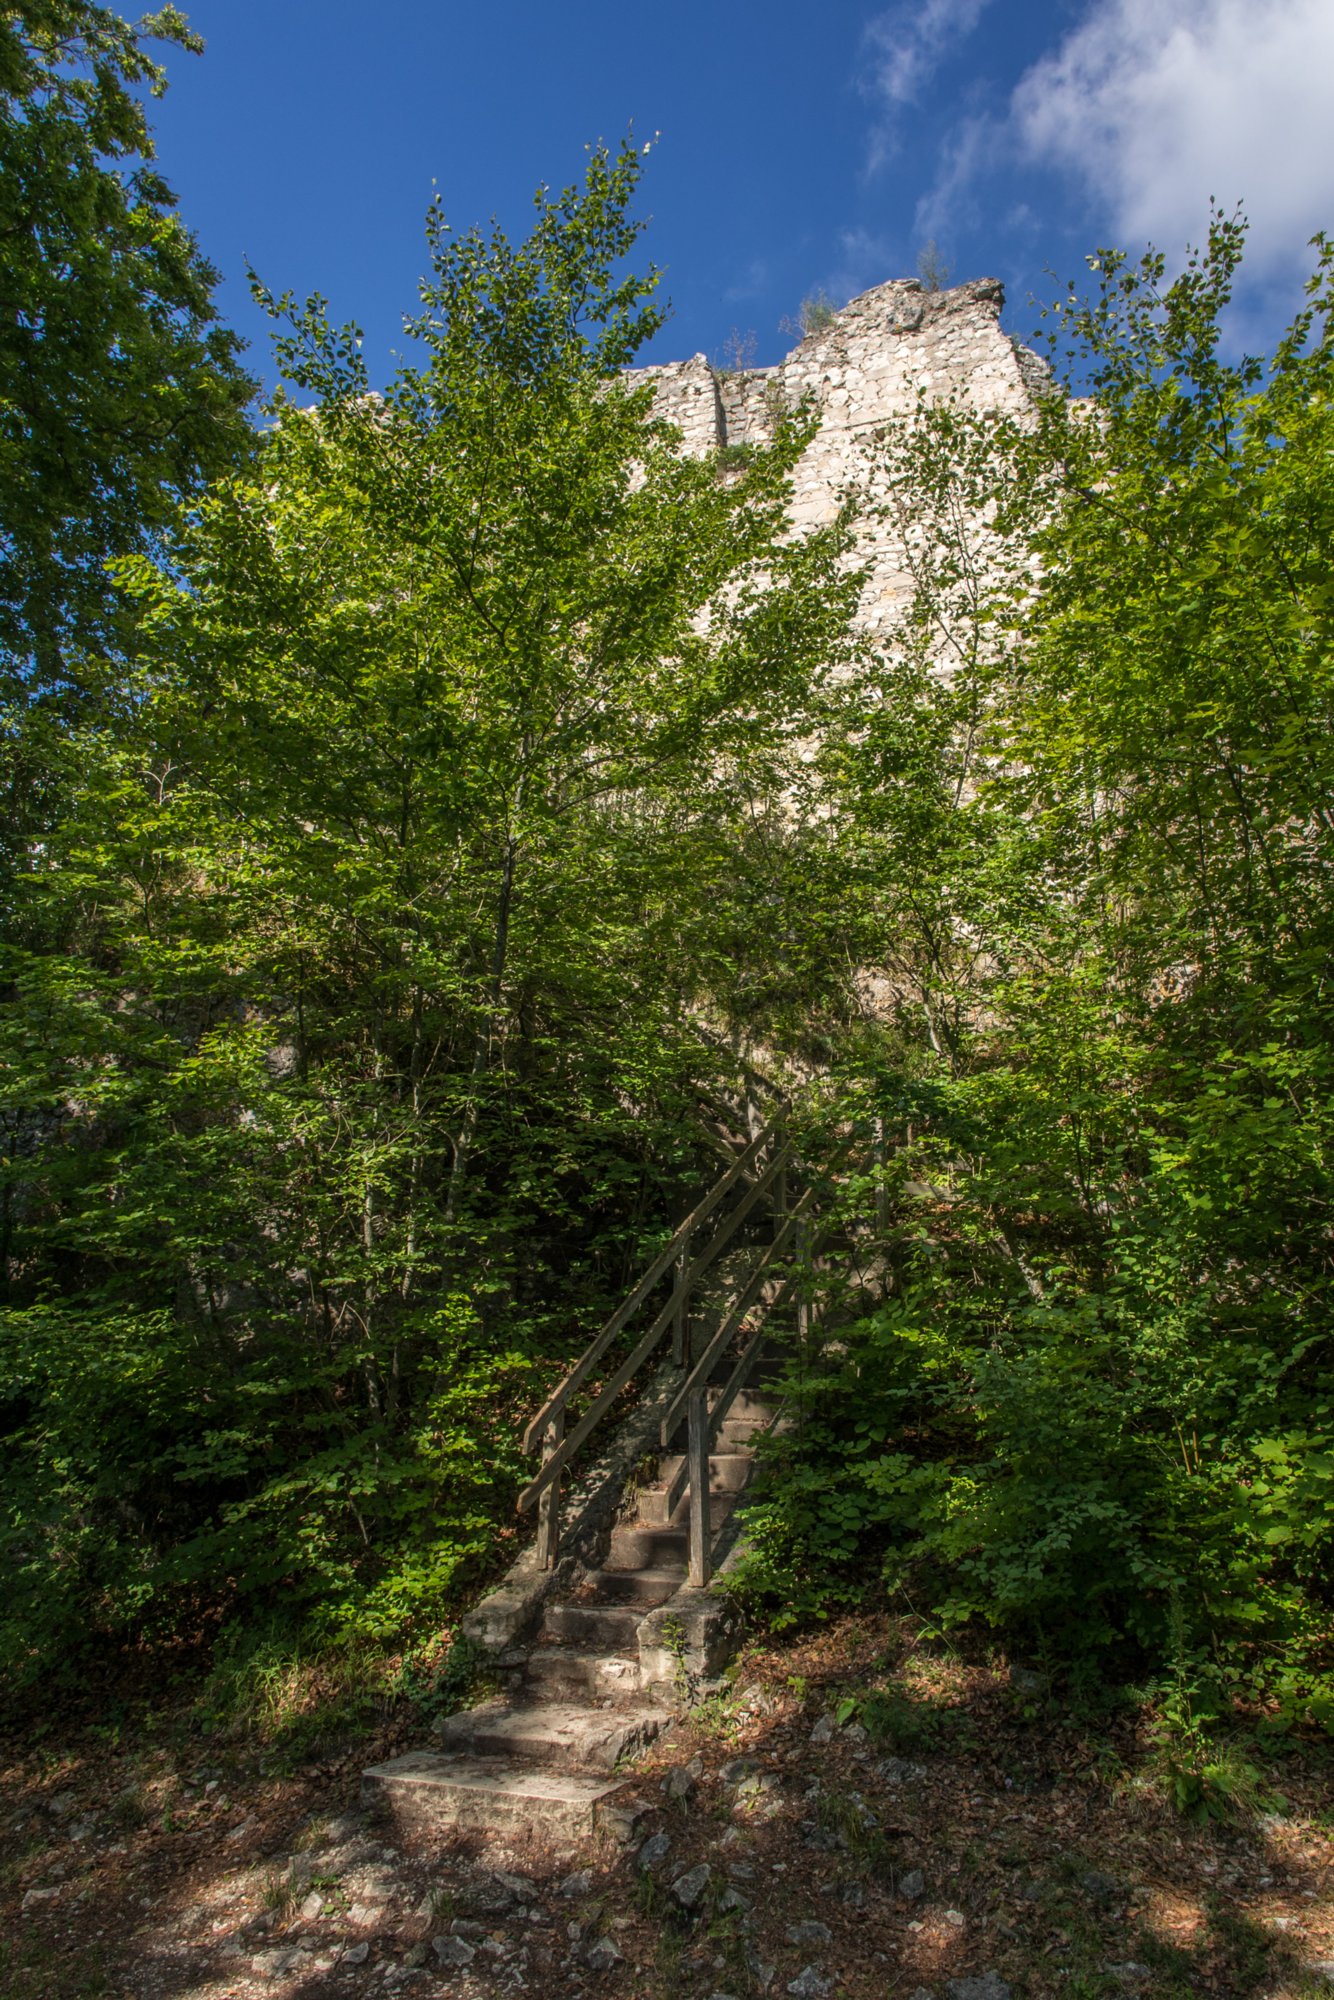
[3,1618,1332,2000]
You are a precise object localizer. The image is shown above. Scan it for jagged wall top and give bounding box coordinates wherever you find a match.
[626,277,1046,644]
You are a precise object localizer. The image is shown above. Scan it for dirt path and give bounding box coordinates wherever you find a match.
[4,1621,1331,2000]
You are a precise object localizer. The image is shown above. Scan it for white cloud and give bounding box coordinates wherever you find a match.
[861,0,993,165]
[913,112,997,245]
[724,257,771,304]
[828,225,896,300]
[1012,0,1334,276]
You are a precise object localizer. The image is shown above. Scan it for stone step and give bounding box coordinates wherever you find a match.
[606,1521,688,1569]
[432,1699,668,1772]
[540,1600,646,1649]
[362,1750,628,1841]
[578,1564,685,1607]
[718,1417,766,1446]
[709,1389,778,1428]
[635,1484,747,1530]
[634,1456,753,1526]
[626,1486,739,1532]
[657,1451,754,1492]
[523,1646,642,1702]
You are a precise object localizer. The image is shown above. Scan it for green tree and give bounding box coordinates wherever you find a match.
[0,2,253,923]
[740,216,1334,1721]
[0,139,856,1680]
[0,1,252,677]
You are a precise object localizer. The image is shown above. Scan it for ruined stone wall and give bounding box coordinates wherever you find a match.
[626,277,1045,648]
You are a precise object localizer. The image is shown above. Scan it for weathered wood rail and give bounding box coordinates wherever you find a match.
[516,1112,846,1588]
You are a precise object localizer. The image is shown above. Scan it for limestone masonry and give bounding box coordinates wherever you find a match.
[627,276,1047,646]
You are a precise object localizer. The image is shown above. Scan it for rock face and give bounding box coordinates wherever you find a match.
[626,277,1044,649]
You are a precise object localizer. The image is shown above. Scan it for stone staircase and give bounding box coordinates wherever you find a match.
[363,1384,778,1843]
[362,1093,859,1849]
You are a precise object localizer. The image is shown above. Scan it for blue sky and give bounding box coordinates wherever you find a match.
[147,0,1334,390]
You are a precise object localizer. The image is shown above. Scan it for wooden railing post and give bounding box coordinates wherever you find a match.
[536,1407,565,1569]
[672,1233,690,1368]
[795,1216,813,1357]
[874,1115,890,1236]
[687,1383,711,1588]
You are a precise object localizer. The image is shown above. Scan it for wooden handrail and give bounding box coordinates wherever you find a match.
[520,1121,780,1455]
[515,1106,863,1573]
[516,1139,794,1514]
[659,1186,817,1444]
[707,1318,776,1454]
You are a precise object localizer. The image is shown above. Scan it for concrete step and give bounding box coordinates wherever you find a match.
[540,1601,646,1649]
[523,1647,642,1703]
[578,1565,684,1607]
[657,1451,754,1492]
[635,1482,745,1529]
[362,1750,628,1841]
[718,1418,767,1446]
[634,1455,753,1526]
[432,1699,668,1772]
[709,1389,778,1428]
[606,1522,688,1569]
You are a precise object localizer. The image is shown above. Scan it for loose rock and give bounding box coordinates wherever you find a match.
[670,1862,712,1911]
[638,1830,672,1871]
[560,1870,592,1898]
[493,1868,539,1902]
[1008,1666,1048,1697]
[946,1975,1011,2000]
[251,1947,298,1977]
[786,1922,833,1946]
[433,1934,477,1968]
[663,1756,704,1803]
[877,1757,927,1785]
[585,1937,623,1971]
[787,1970,833,1999]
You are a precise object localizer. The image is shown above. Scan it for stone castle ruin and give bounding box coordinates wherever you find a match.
[627,276,1048,647]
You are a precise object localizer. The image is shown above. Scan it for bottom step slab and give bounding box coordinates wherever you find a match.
[362,1750,629,1841]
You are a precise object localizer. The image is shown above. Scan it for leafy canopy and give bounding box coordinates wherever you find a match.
[0,2,253,684]
[0,137,857,1686]
[737,215,1334,1725]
